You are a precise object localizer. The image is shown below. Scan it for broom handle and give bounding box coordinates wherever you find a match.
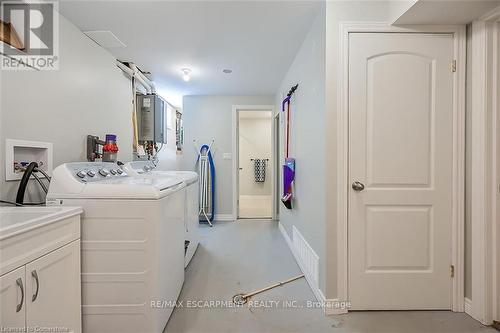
[286,101,290,158]
[242,274,304,299]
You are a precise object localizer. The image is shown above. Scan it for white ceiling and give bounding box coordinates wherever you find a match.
[393,0,500,25]
[58,1,323,107]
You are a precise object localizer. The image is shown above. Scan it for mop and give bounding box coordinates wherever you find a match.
[195,140,215,226]
[232,274,305,305]
[281,84,298,209]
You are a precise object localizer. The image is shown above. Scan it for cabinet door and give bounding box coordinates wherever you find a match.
[0,266,26,330]
[26,240,81,333]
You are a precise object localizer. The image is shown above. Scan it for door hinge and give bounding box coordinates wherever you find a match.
[451,60,457,73]
[450,265,455,278]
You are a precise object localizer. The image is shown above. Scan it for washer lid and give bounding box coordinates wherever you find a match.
[123,161,198,184]
[152,171,198,184]
[47,163,185,200]
[78,176,183,199]
[97,176,182,188]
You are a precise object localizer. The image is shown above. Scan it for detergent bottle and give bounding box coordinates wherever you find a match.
[102,134,119,162]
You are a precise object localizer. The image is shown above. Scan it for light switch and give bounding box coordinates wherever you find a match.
[223,153,232,160]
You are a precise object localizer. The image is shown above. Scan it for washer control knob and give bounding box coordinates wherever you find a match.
[109,169,117,175]
[76,171,86,179]
[87,170,96,177]
[99,169,109,177]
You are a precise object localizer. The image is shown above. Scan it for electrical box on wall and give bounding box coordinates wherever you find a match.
[136,94,165,143]
[5,139,53,181]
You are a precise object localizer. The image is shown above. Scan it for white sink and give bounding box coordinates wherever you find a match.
[0,206,82,240]
[0,206,82,276]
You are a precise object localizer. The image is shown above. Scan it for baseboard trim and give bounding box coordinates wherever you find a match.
[214,214,235,221]
[464,297,473,316]
[278,222,348,315]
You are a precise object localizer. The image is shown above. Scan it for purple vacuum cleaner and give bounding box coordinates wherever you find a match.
[282,84,298,209]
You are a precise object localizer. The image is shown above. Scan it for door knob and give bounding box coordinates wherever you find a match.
[352,181,365,192]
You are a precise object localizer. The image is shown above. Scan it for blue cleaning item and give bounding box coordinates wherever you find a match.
[197,144,216,224]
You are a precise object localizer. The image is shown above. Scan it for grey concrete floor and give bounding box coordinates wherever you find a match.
[165,220,496,333]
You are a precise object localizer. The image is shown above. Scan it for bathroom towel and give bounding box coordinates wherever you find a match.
[253,159,267,183]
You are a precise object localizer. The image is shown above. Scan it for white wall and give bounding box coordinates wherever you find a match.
[239,115,272,196]
[154,103,181,171]
[324,0,418,298]
[274,0,414,300]
[0,14,135,202]
[276,8,327,293]
[181,95,274,218]
[153,135,180,172]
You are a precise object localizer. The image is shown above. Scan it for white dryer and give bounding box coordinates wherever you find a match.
[124,161,199,267]
[46,162,186,333]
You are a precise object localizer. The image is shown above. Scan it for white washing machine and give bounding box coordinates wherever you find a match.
[124,161,199,267]
[46,162,186,333]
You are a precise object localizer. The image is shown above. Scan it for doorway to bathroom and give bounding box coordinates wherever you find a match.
[233,106,275,219]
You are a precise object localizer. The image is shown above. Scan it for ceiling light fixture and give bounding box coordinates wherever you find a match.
[222,69,232,74]
[181,68,192,82]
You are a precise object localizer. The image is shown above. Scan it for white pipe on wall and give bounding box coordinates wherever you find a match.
[116,60,133,76]
[129,63,156,94]
[116,61,153,93]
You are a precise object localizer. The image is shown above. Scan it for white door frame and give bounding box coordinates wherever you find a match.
[232,105,276,220]
[336,23,466,313]
[469,7,500,325]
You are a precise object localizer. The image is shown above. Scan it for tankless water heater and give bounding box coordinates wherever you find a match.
[136,94,165,143]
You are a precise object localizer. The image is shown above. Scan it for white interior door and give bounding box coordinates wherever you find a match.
[348,33,455,310]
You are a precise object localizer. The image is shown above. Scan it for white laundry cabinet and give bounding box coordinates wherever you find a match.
[0,207,82,333]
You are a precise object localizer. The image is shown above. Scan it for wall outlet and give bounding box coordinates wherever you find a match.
[222,153,232,160]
